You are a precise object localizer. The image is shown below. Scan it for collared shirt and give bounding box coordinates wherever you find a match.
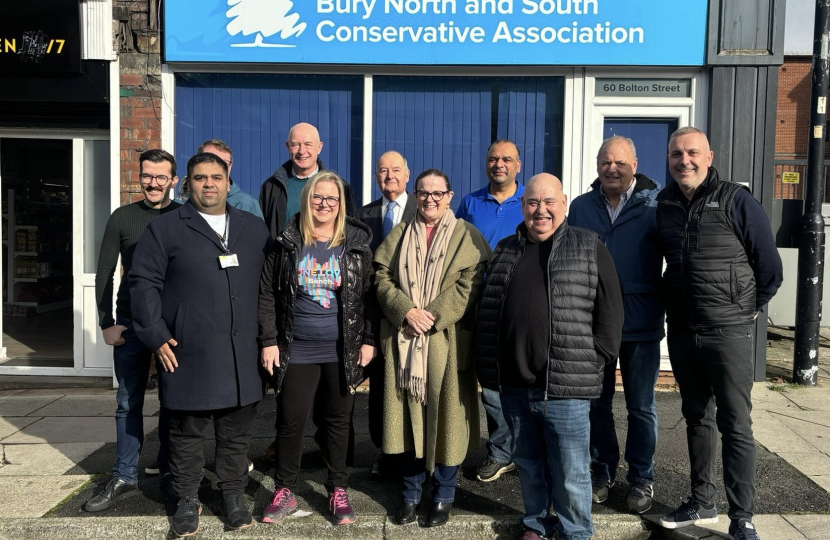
[456,182,525,249]
[601,180,637,224]
[381,191,409,229]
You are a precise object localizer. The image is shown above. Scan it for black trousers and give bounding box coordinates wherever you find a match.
[169,402,259,498]
[668,323,756,521]
[366,351,385,449]
[275,362,355,491]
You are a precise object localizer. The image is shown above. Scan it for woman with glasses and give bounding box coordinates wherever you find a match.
[258,171,376,526]
[374,168,492,527]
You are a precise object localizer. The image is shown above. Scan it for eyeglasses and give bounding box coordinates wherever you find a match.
[312,195,340,207]
[415,190,449,201]
[139,173,172,185]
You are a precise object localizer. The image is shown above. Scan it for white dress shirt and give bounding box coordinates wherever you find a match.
[381,191,409,228]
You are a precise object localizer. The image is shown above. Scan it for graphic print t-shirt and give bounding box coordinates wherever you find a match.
[291,241,342,364]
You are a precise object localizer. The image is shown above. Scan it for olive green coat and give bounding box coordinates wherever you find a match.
[374,219,491,471]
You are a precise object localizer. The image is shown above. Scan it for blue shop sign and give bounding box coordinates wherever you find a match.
[165,0,707,66]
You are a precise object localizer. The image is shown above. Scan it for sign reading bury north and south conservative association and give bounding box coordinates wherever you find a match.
[165,0,708,66]
[0,0,81,73]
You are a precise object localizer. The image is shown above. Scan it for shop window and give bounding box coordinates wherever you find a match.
[175,73,364,201]
[372,76,564,210]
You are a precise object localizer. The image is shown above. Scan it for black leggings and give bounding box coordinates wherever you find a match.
[274,362,355,491]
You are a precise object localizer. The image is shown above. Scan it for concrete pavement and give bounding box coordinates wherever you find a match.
[0,381,828,539]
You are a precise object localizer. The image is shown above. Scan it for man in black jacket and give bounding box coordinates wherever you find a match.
[656,127,782,540]
[130,153,270,537]
[259,122,356,238]
[475,173,623,540]
[354,150,417,475]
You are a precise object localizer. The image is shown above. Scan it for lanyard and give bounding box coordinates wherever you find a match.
[215,212,230,254]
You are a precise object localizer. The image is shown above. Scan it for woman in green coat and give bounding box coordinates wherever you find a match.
[374,168,491,528]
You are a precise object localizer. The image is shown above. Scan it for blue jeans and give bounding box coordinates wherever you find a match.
[589,340,660,484]
[501,388,593,540]
[399,453,459,504]
[481,387,512,464]
[112,318,169,484]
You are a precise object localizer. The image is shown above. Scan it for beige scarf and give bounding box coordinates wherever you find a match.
[396,209,458,405]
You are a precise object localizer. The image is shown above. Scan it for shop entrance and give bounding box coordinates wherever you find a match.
[0,135,112,376]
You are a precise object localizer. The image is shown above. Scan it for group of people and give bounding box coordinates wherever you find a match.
[90,122,782,540]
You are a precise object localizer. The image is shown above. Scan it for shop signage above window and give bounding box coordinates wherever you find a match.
[165,0,707,66]
[596,78,691,98]
[0,1,81,73]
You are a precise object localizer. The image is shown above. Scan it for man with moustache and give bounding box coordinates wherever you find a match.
[354,151,418,475]
[457,139,524,482]
[85,149,180,512]
[475,173,623,540]
[259,122,356,238]
[130,153,270,536]
[656,127,781,540]
[568,136,663,513]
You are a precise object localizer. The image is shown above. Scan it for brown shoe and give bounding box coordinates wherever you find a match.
[262,441,276,462]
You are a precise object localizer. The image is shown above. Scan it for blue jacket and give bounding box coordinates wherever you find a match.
[568,174,664,341]
[228,182,264,220]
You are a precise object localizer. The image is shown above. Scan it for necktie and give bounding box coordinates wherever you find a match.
[382,200,397,237]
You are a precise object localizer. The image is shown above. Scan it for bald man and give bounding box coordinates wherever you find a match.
[475,174,623,540]
[259,122,356,238]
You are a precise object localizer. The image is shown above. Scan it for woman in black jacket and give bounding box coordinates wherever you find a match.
[258,171,376,526]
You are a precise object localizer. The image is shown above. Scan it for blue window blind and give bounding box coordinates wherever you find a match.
[372,76,564,211]
[174,73,364,202]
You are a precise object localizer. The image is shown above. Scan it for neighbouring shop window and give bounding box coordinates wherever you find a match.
[372,76,564,210]
[175,73,364,201]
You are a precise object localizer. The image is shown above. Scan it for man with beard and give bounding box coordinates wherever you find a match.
[130,152,270,536]
[656,128,782,540]
[568,136,664,513]
[457,139,524,483]
[86,149,180,512]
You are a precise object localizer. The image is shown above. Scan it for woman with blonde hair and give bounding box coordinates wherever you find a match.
[258,171,376,525]
[374,168,491,527]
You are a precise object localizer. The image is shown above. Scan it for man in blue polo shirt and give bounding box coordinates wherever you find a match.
[457,138,524,483]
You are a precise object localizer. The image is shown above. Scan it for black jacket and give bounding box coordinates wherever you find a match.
[258,158,357,239]
[475,222,623,398]
[258,215,375,394]
[656,167,783,328]
[129,202,270,411]
[354,194,418,252]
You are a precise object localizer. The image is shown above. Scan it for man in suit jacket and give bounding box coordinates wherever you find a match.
[130,152,270,537]
[354,150,417,474]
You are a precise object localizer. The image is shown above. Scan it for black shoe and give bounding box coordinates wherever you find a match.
[172,496,202,537]
[591,476,615,504]
[425,502,452,527]
[396,502,418,525]
[221,494,253,530]
[83,477,138,512]
[476,458,516,482]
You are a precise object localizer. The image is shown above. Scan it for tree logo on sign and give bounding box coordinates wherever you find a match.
[226,0,307,48]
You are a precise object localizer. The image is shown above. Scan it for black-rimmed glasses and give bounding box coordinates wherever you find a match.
[312,195,340,207]
[139,173,172,185]
[415,190,449,201]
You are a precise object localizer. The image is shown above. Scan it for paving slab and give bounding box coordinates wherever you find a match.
[0,416,40,440]
[33,395,159,418]
[784,514,830,539]
[0,442,104,476]
[0,395,59,416]
[1,416,157,444]
[777,451,830,477]
[16,387,116,396]
[0,475,92,518]
[0,390,25,397]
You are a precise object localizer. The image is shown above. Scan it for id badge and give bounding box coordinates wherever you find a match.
[219,253,239,268]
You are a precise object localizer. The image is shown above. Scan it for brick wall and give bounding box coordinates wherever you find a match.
[115,0,162,206]
[776,56,812,160]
